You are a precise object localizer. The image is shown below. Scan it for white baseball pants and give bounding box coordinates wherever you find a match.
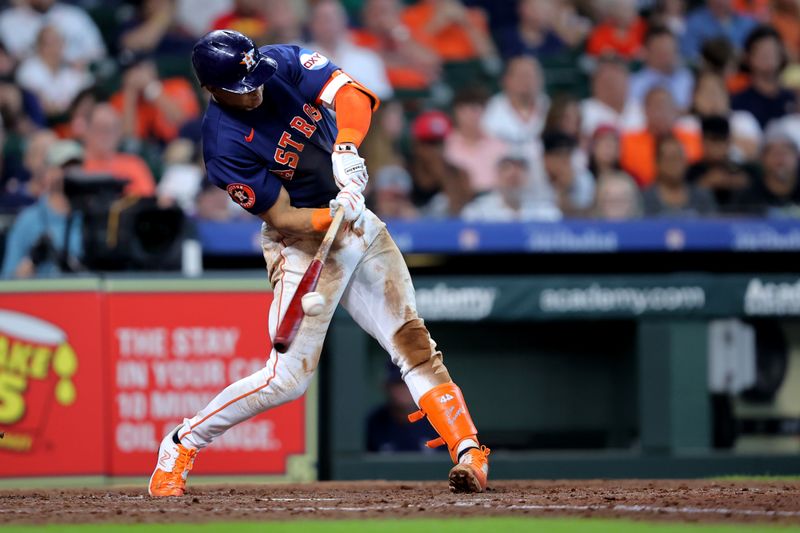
[179,209,450,449]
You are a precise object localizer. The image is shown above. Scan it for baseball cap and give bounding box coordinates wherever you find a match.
[542,131,577,154]
[591,124,619,140]
[497,151,529,168]
[375,165,413,194]
[411,110,452,142]
[701,115,730,140]
[47,140,84,168]
[763,122,799,152]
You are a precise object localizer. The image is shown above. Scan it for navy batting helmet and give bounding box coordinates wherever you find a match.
[191,30,277,93]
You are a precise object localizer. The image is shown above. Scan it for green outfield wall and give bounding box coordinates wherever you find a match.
[323,274,800,480]
[1,273,799,484]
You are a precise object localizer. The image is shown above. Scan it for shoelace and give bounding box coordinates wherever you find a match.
[174,448,197,473]
[163,447,197,486]
[461,445,491,465]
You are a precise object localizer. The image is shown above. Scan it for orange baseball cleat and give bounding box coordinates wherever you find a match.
[148,427,198,497]
[449,445,490,493]
[408,382,490,493]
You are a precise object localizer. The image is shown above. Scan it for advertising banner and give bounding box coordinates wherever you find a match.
[105,289,315,478]
[413,275,800,321]
[0,290,106,476]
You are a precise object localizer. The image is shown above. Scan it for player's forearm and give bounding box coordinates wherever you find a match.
[259,206,331,237]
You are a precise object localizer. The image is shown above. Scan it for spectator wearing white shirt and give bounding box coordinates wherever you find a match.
[537,131,596,217]
[482,55,548,151]
[306,0,393,101]
[157,139,203,214]
[462,154,561,222]
[0,0,106,65]
[15,26,93,118]
[593,171,642,220]
[580,56,644,137]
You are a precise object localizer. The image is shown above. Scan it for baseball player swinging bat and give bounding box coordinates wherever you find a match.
[148,29,489,498]
[273,207,344,352]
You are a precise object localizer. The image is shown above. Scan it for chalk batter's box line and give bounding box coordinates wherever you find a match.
[1,499,798,518]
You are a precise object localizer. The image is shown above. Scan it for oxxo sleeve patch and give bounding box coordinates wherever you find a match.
[299,49,329,70]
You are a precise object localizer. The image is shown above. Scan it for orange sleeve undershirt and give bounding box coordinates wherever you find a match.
[333,84,375,148]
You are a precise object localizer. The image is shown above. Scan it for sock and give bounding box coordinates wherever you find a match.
[456,438,479,461]
[172,431,181,445]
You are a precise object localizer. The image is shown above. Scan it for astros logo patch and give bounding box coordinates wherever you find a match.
[299,49,328,70]
[240,48,257,71]
[227,183,256,209]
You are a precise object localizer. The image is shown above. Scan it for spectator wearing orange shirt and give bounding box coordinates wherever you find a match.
[110,56,200,145]
[211,0,269,42]
[586,0,647,59]
[771,0,800,61]
[82,103,156,197]
[621,87,702,187]
[401,0,496,63]
[733,0,771,22]
[350,0,441,90]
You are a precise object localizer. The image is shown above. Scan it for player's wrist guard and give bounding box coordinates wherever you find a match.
[311,208,333,232]
[331,146,368,193]
[334,142,358,154]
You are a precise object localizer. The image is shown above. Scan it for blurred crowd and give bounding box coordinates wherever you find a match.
[2,0,800,276]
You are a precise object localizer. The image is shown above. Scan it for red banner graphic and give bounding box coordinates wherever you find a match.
[0,292,106,476]
[0,287,314,480]
[106,291,308,476]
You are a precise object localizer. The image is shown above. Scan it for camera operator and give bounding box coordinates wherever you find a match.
[2,140,83,278]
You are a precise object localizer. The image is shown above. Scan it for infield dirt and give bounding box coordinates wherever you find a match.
[1,480,799,526]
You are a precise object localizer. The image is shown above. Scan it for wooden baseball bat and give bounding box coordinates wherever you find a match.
[273,207,346,353]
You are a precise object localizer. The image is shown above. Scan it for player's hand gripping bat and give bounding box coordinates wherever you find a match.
[273,207,346,353]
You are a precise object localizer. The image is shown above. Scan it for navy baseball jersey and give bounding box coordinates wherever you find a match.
[202,45,344,215]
